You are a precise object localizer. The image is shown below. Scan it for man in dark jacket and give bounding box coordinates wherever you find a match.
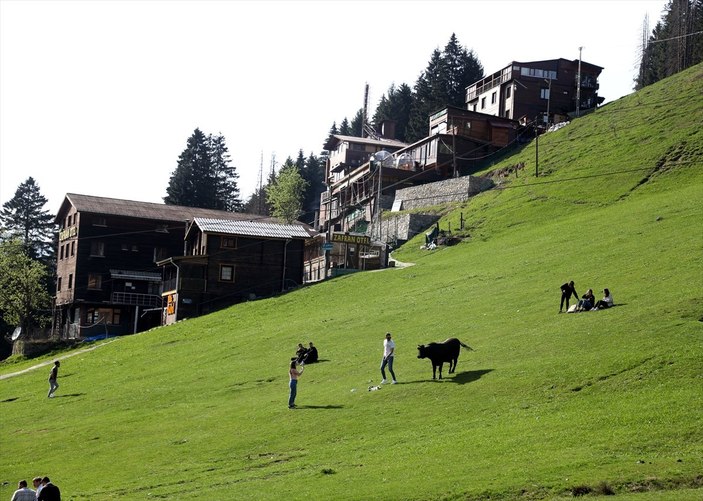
[37,477,60,501]
[560,281,578,313]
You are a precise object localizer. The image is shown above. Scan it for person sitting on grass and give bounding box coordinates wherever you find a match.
[592,288,614,310]
[576,288,596,312]
[295,343,308,364]
[302,342,318,364]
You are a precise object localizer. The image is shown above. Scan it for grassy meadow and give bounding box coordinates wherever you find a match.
[1,64,702,500]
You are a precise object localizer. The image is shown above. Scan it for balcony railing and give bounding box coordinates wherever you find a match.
[111,292,162,308]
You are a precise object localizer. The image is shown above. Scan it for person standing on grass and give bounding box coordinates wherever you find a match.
[559,281,578,313]
[288,360,304,409]
[47,361,60,398]
[10,479,35,501]
[37,477,60,501]
[33,477,43,497]
[380,332,397,384]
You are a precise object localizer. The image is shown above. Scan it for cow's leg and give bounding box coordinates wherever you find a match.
[438,362,443,380]
[450,358,457,374]
[432,364,436,380]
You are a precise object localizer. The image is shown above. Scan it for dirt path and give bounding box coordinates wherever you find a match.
[0,339,117,381]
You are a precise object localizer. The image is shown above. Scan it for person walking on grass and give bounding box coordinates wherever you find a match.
[37,477,60,501]
[48,361,60,398]
[288,360,304,409]
[380,332,397,384]
[10,479,35,501]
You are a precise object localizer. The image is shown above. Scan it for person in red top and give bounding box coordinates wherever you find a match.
[288,360,304,409]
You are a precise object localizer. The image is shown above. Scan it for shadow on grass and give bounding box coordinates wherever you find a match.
[53,393,86,398]
[436,369,493,385]
[295,404,343,410]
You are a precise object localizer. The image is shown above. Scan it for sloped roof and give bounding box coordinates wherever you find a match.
[56,193,283,225]
[190,217,314,240]
[324,134,408,151]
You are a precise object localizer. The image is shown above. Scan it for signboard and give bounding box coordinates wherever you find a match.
[164,293,178,325]
[331,233,371,246]
[59,226,78,242]
[322,243,334,251]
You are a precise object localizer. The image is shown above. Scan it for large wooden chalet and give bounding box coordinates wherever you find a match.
[466,58,604,124]
[159,217,314,324]
[54,194,314,338]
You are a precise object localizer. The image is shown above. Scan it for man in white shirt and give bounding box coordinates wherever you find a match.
[380,332,397,384]
[10,479,35,501]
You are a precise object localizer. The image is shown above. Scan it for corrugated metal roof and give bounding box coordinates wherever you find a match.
[193,218,313,239]
[57,193,284,225]
[109,269,162,281]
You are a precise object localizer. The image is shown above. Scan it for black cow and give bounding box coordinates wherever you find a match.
[417,338,473,380]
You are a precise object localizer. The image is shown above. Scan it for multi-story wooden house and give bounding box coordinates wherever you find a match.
[54,194,313,338]
[158,217,314,324]
[315,107,517,274]
[465,58,604,125]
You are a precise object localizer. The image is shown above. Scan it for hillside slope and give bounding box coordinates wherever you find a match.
[1,64,702,501]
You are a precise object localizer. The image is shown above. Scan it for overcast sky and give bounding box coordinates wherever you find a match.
[0,0,668,215]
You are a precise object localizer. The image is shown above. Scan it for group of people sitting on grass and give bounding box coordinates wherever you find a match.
[560,281,614,313]
[293,342,318,364]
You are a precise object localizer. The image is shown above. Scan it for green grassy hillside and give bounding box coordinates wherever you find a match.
[1,64,702,501]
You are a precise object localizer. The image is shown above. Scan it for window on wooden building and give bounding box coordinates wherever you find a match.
[68,274,73,289]
[221,237,237,249]
[481,97,486,109]
[93,216,107,226]
[219,264,235,282]
[491,91,497,104]
[88,274,102,290]
[90,241,105,257]
[57,277,62,291]
[540,88,550,100]
[86,307,121,325]
[71,241,75,256]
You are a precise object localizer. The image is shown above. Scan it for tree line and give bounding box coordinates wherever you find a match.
[636,0,703,89]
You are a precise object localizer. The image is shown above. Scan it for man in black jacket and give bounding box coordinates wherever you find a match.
[560,281,578,313]
[37,477,60,501]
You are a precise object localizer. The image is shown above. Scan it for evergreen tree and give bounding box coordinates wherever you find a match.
[442,33,484,108]
[300,152,325,225]
[636,0,703,89]
[265,161,308,223]
[372,83,413,142]
[338,118,352,135]
[208,133,242,212]
[0,177,56,261]
[164,128,216,209]
[350,109,365,137]
[407,48,445,143]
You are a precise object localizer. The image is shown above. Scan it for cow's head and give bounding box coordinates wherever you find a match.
[417,345,427,359]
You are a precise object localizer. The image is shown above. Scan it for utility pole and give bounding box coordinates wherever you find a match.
[535,116,539,177]
[576,46,583,118]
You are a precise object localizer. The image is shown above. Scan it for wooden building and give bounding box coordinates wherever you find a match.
[315,107,517,275]
[54,194,313,338]
[158,217,314,324]
[465,58,604,124]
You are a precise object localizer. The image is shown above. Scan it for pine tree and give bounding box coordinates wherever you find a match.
[350,109,365,137]
[164,128,215,209]
[407,48,445,143]
[208,133,242,212]
[300,152,325,225]
[338,118,352,135]
[372,83,413,142]
[0,177,56,261]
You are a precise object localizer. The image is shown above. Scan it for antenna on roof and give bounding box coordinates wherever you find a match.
[257,150,264,215]
[363,82,380,140]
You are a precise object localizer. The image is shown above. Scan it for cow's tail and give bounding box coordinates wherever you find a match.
[459,340,474,351]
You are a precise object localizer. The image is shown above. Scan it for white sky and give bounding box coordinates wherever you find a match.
[0,0,668,214]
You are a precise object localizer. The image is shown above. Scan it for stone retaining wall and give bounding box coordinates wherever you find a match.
[393,175,494,211]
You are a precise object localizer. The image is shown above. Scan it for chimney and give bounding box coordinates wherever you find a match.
[380,120,397,140]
